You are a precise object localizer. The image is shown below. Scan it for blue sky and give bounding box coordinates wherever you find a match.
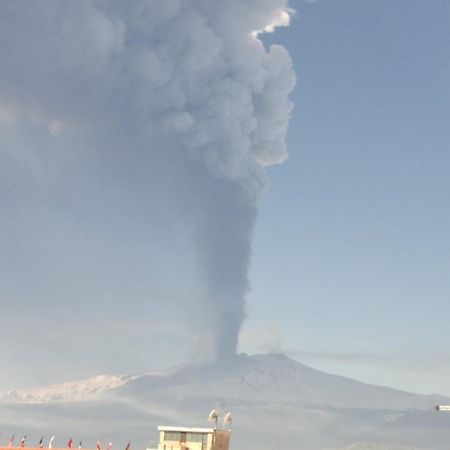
[0,0,449,397]
[242,0,450,394]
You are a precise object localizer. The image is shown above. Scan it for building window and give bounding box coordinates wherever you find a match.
[186,434,203,443]
[164,432,181,442]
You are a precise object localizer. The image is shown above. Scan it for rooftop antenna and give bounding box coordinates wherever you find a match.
[208,409,219,429]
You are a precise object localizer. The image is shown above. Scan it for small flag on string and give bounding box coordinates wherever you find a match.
[125,442,130,450]
[49,436,55,449]
[68,438,73,449]
[96,440,102,450]
[39,437,44,448]
[107,442,112,450]
[20,436,27,448]
[78,439,83,449]
[8,435,15,448]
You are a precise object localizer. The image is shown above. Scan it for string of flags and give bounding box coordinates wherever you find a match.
[3,435,130,450]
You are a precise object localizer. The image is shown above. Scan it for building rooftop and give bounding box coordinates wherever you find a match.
[158,426,215,433]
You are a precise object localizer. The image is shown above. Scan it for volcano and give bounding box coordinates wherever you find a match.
[1,354,449,450]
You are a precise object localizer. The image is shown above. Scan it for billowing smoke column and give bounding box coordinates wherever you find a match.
[0,0,295,361]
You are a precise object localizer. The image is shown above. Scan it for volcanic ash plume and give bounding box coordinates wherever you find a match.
[0,0,296,361]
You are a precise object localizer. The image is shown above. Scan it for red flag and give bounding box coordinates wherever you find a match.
[68,438,73,449]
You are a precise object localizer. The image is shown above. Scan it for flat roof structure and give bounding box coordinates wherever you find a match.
[158,428,214,433]
[151,424,231,450]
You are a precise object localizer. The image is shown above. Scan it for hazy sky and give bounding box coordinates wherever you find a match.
[0,0,295,389]
[243,0,450,395]
[1,0,449,397]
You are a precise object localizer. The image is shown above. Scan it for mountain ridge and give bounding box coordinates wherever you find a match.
[1,353,446,409]
[1,353,449,450]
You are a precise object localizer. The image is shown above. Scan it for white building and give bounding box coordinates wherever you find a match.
[150,426,231,450]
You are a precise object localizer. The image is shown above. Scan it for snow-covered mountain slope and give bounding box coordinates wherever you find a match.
[0,373,140,403]
[110,353,446,411]
[2,353,445,409]
[0,354,449,450]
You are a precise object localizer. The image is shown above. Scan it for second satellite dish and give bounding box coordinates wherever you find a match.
[223,412,232,426]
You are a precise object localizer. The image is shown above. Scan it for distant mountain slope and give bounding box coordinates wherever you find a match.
[1,353,445,410]
[1,354,449,450]
[110,353,446,411]
[0,374,138,403]
[332,443,432,450]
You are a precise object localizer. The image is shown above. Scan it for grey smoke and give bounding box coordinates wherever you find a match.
[0,0,295,362]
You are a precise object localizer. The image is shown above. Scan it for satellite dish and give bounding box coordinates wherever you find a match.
[223,412,232,426]
[208,409,219,425]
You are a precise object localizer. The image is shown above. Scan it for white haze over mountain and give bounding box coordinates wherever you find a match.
[1,354,449,450]
[0,0,295,383]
